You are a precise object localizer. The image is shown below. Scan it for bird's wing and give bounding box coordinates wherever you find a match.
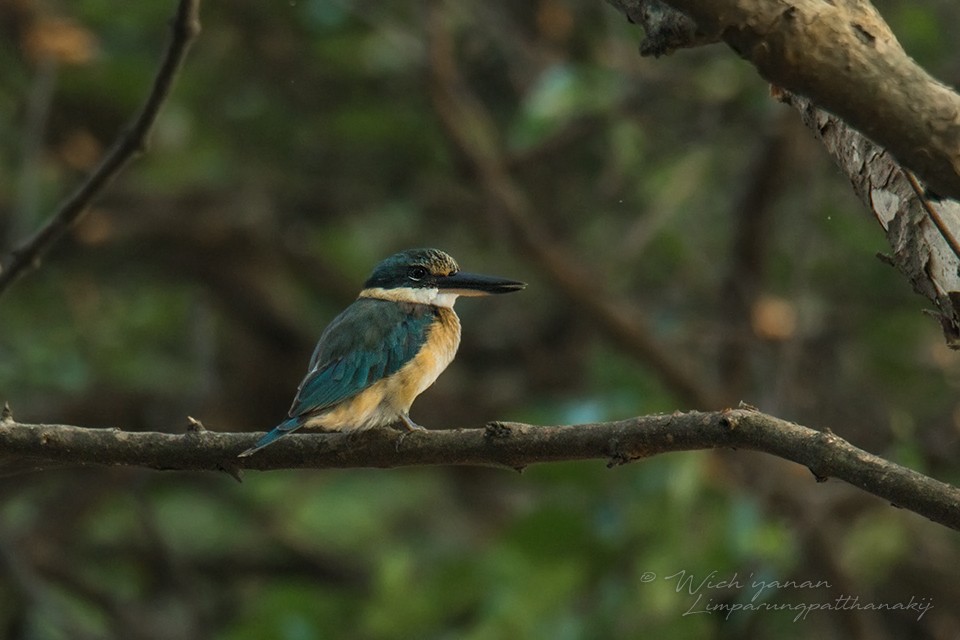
[289,298,434,418]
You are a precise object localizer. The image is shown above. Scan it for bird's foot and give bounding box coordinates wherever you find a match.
[395,414,426,452]
[399,414,427,432]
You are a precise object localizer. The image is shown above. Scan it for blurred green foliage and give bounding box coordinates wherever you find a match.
[1,0,959,638]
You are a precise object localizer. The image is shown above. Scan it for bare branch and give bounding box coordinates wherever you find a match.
[0,0,202,299]
[606,0,960,345]
[606,0,717,56]
[1,409,958,530]
[781,92,960,346]
[609,0,960,202]
[903,170,960,263]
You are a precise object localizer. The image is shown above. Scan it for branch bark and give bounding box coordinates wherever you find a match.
[610,0,960,202]
[0,0,201,299]
[1,408,958,531]
[781,92,960,345]
[607,0,960,345]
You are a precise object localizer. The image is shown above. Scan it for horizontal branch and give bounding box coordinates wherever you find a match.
[1,408,958,530]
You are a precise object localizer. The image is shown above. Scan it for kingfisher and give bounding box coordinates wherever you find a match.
[239,248,525,457]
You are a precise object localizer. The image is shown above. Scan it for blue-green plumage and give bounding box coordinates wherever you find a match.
[238,248,524,457]
[293,299,434,417]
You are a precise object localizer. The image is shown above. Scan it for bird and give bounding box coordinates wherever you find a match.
[238,248,525,457]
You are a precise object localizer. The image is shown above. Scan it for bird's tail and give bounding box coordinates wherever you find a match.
[238,417,303,457]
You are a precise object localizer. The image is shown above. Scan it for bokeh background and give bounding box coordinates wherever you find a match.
[1,0,959,638]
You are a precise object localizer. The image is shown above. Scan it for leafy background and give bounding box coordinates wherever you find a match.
[1,0,958,638]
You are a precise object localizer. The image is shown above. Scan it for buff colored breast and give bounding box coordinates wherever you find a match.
[304,307,461,431]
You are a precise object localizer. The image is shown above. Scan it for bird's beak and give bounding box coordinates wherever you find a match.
[438,271,526,296]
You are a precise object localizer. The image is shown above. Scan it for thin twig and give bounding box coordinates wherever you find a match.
[1,409,958,530]
[904,170,960,262]
[0,0,202,299]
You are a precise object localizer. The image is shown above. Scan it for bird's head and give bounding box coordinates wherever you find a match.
[360,248,525,307]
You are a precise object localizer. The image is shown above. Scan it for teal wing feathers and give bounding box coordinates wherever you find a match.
[289,298,434,418]
[238,298,435,457]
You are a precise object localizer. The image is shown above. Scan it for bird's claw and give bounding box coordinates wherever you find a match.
[395,415,426,452]
[399,414,426,432]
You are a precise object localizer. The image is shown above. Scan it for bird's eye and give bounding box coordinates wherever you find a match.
[408,266,429,281]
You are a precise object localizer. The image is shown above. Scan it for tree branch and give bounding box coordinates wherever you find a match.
[0,0,201,299]
[781,92,960,346]
[606,0,960,345]
[1,408,958,530]
[609,0,960,202]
